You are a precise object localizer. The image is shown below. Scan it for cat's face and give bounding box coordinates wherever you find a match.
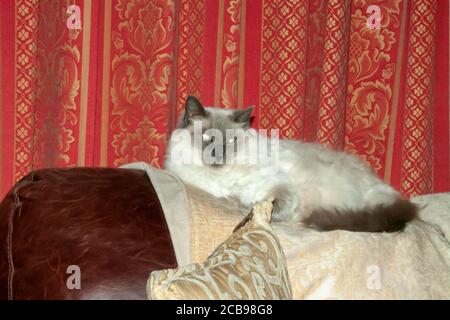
[178,96,253,166]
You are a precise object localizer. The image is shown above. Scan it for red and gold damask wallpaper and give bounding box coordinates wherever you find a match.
[0,0,449,198]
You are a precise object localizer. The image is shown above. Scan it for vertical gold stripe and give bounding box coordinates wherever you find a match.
[100,0,112,166]
[78,0,92,166]
[214,0,225,106]
[384,0,408,183]
[237,0,246,108]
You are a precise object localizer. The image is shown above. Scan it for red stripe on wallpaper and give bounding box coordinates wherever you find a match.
[258,0,309,139]
[213,0,225,107]
[237,0,247,108]
[0,2,3,197]
[175,0,206,118]
[78,0,92,167]
[316,0,349,148]
[84,0,101,167]
[201,0,219,106]
[99,0,112,167]
[93,0,107,167]
[243,0,263,125]
[434,0,450,192]
[400,0,437,197]
[1,0,16,197]
[202,0,220,107]
[388,0,411,194]
[303,0,325,142]
[384,0,409,187]
[14,0,38,182]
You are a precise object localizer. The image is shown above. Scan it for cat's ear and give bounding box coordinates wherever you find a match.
[185,96,206,117]
[183,96,207,126]
[233,106,254,127]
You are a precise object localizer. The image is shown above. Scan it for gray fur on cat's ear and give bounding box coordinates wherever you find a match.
[185,96,206,116]
[233,107,254,126]
[183,96,207,126]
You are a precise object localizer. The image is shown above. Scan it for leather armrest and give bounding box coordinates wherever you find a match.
[0,168,177,300]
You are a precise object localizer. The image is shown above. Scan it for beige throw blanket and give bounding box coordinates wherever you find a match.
[124,163,450,299]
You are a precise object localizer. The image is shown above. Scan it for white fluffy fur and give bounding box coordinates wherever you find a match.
[165,109,401,222]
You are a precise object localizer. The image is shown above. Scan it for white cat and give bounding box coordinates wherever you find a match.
[164,96,417,232]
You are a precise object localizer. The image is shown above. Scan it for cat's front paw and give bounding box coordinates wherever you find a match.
[270,185,300,222]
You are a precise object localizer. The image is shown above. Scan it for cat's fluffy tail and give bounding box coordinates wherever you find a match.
[302,198,418,232]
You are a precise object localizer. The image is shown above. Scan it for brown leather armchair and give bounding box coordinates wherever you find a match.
[0,168,177,300]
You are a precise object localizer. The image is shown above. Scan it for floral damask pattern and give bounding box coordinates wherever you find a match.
[346,81,391,170]
[1,0,447,198]
[112,116,165,167]
[33,0,81,169]
[33,112,76,167]
[110,0,175,167]
[344,0,401,173]
[220,0,241,109]
[15,0,81,177]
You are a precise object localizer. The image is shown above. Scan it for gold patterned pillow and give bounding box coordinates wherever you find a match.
[147,201,292,300]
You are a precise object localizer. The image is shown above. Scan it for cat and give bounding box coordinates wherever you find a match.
[164,96,417,232]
